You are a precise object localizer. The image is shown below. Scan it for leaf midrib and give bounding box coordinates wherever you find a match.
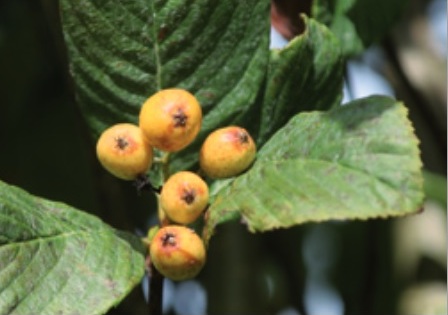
[0,228,113,251]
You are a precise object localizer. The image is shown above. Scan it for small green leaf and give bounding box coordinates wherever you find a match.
[0,181,146,315]
[258,16,344,144]
[312,0,409,56]
[204,96,424,241]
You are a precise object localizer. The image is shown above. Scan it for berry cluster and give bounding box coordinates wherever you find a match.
[95,88,256,280]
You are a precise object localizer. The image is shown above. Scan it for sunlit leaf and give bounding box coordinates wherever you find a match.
[204,96,424,241]
[0,181,145,315]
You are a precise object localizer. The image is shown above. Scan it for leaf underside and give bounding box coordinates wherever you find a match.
[0,181,146,315]
[204,96,424,241]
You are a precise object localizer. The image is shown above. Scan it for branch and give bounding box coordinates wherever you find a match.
[148,262,164,315]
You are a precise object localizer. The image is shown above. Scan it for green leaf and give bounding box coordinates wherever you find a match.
[0,181,146,315]
[312,0,409,56]
[203,96,424,241]
[423,170,447,209]
[258,16,344,144]
[60,0,270,169]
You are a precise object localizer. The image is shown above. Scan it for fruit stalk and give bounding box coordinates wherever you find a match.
[147,152,171,315]
[148,263,164,315]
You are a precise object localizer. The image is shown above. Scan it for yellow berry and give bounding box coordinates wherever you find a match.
[199,126,256,178]
[160,171,209,225]
[150,225,206,281]
[139,89,202,152]
[96,123,153,180]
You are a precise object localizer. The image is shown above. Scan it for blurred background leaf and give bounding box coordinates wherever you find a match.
[423,170,447,209]
[311,0,409,57]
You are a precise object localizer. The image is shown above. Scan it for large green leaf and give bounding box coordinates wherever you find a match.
[60,2,354,177]
[60,0,270,146]
[258,16,344,144]
[0,181,145,315]
[203,96,424,241]
[312,0,409,56]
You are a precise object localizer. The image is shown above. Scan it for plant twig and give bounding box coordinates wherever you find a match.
[147,151,171,315]
[148,262,164,315]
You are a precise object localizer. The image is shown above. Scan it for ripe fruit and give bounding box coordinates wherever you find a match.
[96,123,153,180]
[160,171,209,224]
[150,225,206,281]
[139,89,202,152]
[199,126,256,178]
